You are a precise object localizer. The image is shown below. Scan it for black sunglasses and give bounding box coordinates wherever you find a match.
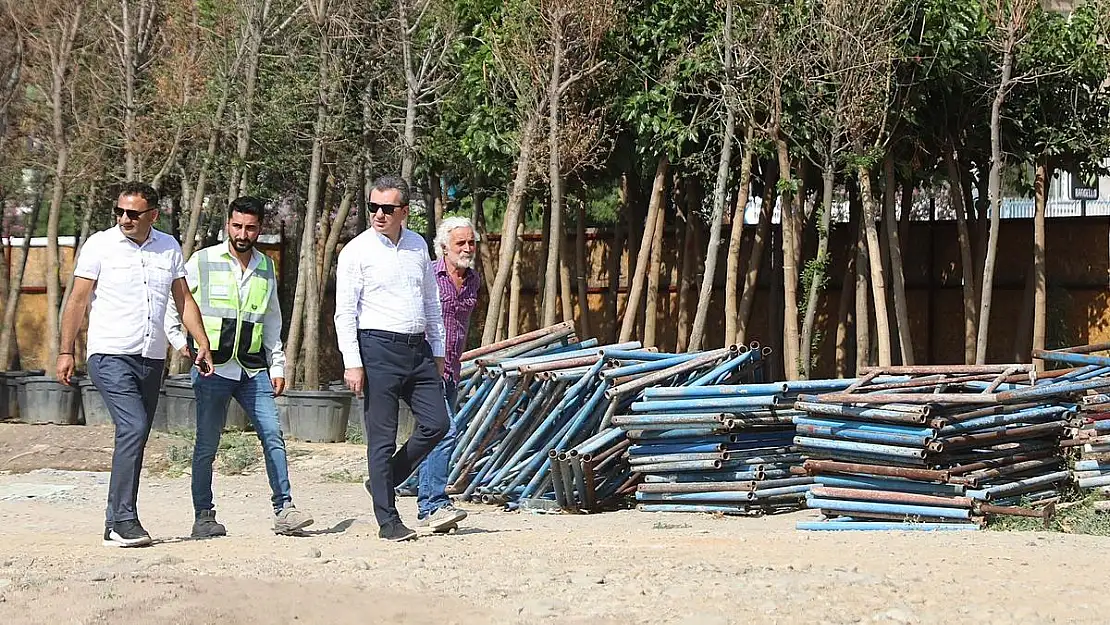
[114,206,156,220]
[368,202,405,216]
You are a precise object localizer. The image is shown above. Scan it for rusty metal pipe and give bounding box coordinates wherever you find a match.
[463,321,575,361]
[860,364,1033,375]
[810,485,973,508]
[803,459,950,483]
[606,347,736,400]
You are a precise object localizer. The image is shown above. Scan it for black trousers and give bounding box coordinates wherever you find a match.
[358,330,450,526]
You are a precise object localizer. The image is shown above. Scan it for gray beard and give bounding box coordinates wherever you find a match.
[452,256,474,270]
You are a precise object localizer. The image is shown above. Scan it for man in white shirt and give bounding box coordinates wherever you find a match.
[57,182,214,548]
[335,175,450,542]
[165,196,314,539]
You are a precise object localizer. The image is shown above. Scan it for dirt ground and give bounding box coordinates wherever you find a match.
[0,422,1106,625]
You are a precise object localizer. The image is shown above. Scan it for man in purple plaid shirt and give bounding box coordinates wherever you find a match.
[410,215,480,532]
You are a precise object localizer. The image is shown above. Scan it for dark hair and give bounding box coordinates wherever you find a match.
[372,175,410,205]
[119,181,159,208]
[228,196,265,220]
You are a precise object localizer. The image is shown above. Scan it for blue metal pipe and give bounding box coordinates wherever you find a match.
[805,496,971,519]
[630,396,779,412]
[1075,459,1110,472]
[793,416,935,437]
[643,469,791,483]
[600,353,704,379]
[794,436,926,459]
[686,351,756,387]
[612,412,729,425]
[795,424,933,448]
[631,428,726,440]
[495,339,613,370]
[938,405,1071,434]
[797,521,978,531]
[637,504,748,514]
[571,426,625,456]
[968,470,1069,500]
[599,349,682,361]
[747,484,812,499]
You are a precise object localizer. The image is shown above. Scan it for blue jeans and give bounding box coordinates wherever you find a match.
[191,369,292,515]
[417,380,458,519]
[87,354,164,525]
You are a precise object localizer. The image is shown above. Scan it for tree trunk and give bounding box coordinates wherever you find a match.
[182,87,233,261]
[481,111,540,345]
[286,30,331,388]
[399,0,418,185]
[507,223,523,337]
[643,200,666,348]
[976,42,1015,365]
[1032,159,1050,368]
[559,231,573,325]
[884,155,914,365]
[800,166,834,378]
[852,182,871,372]
[574,199,590,337]
[228,0,271,200]
[689,1,734,350]
[618,155,669,342]
[858,165,892,367]
[607,177,625,342]
[676,209,696,352]
[775,138,800,379]
[724,125,754,346]
[946,151,977,364]
[0,180,44,370]
[736,160,777,345]
[58,182,97,351]
[834,213,859,377]
[542,19,565,328]
[424,171,439,249]
[320,160,359,301]
[472,183,494,291]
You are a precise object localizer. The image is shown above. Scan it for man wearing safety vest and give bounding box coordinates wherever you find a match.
[166,196,313,538]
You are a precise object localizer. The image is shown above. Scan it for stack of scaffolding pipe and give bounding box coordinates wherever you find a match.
[1062,388,1110,492]
[793,361,1092,530]
[434,325,758,512]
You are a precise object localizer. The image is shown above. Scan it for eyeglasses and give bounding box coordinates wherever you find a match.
[114,206,156,220]
[368,202,405,216]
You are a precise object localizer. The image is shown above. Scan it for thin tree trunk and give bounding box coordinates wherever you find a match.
[320,160,359,300]
[59,182,97,339]
[689,0,735,350]
[472,183,494,291]
[736,160,778,345]
[884,155,914,365]
[574,199,590,337]
[424,171,439,249]
[508,223,523,337]
[800,166,834,378]
[228,0,270,200]
[44,9,81,371]
[182,88,233,261]
[286,28,331,388]
[481,111,540,345]
[724,125,754,346]
[775,137,800,379]
[676,209,696,352]
[618,155,669,342]
[643,200,666,348]
[0,180,44,370]
[607,177,625,342]
[853,182,871,373]
[542,17,566,328]
[1032,159,1050,368]
[399,0,418,185]
[858,165,892,367]
[559,231,573,325]
[834,213,859,377]
[946,151,977,364]
[976,41,1015,365]
[1012,259,1035,362]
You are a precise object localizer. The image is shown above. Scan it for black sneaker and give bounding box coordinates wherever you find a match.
[378,521,417,542]
[191,509,227,538]
[105,519,152,547]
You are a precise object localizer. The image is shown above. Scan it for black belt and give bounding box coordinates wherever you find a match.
[361,329,426,347]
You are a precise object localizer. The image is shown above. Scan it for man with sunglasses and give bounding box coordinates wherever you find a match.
[57,182,215,547]
[335,175,449,542]
[165,196,314,539]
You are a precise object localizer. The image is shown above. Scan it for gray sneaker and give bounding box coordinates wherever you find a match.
[423,505,467,533]
[273,504,314,535]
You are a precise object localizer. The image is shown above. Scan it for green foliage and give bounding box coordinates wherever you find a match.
[990,493,1110,536]
[322,468,364,483]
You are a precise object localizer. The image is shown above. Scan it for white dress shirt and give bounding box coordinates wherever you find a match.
[334,227,446,368]
[73,226,186,359]
[165,242,287,381]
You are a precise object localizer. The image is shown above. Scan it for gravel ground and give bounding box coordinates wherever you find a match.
[0,423,1106,624]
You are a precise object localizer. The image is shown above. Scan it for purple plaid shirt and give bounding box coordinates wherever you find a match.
[434,257,480,383]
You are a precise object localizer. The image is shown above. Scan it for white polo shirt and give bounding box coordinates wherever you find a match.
[73,226,186,359]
